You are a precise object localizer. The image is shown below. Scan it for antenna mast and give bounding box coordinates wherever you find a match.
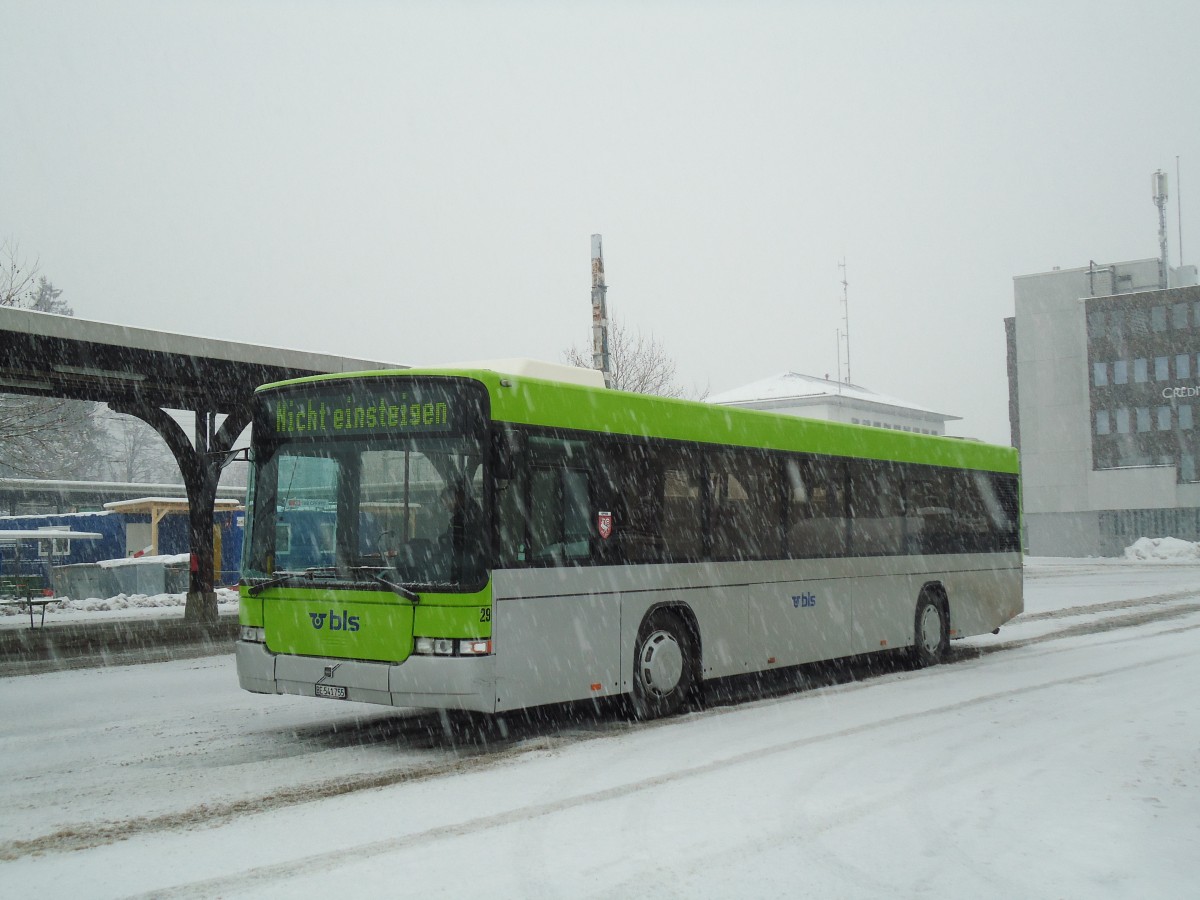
[590,234,613,388]
[1153,170,1170,288]
[838,259,851,383]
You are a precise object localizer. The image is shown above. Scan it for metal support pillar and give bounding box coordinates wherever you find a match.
[110,401,251,627]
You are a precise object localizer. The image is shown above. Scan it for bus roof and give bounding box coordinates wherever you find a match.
[256,367,1019,475]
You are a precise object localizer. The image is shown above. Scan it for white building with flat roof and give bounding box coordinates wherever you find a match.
[1006,257,1200,556]
[707,372,957,436]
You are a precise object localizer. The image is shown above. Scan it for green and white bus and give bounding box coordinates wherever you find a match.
[237,364,1021,719]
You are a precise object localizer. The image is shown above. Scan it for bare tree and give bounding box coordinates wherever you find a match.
[100,409,181,484]
[0,241,111,480]
[564,317,696,399]
[0,397,108,480]
[1,239,39,308]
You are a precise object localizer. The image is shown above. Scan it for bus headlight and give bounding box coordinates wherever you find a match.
[240,626,265,643]
[414,637,455,656]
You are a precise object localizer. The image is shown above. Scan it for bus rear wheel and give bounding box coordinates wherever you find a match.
[912,593,949,667]
[630,610,695,720]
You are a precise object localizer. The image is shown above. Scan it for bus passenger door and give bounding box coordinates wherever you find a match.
[492,433,623,710]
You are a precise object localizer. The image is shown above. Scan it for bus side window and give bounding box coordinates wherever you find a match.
[786,458,848,558]
[526,435,593,566]
[660,447,704,563]
[496,468,528,567]
[495,428,528,566]
[904,470,955,554]
[710,450,780,561]
[985,473,1021,551]
[850,462,904,556]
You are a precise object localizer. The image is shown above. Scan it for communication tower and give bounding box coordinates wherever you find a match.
[1153,169,1170,288]
[591,234,613,387]
[839,259,851,384]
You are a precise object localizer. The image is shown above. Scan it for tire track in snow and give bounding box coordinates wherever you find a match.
[4,593,1198,863]
[133,644,1198,900]
[0,735,579,862]
[967,599,1200,657]
[1014,586,1200,622]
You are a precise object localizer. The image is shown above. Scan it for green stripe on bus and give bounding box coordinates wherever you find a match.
[257,368,1018,475]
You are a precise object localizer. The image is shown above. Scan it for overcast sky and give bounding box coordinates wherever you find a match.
[4,0,1198,445]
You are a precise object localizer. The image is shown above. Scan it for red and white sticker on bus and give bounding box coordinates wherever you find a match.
[597,511,613,540]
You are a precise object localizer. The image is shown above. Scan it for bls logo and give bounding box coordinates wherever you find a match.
[309,611,361,632]
[792,592,816,609]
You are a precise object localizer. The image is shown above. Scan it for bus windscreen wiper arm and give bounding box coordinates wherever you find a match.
[247,567,342,596]
[247,571,296,596]
[372,573,421,604]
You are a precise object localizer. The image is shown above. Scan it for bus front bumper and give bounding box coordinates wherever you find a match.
[236,641,498,713]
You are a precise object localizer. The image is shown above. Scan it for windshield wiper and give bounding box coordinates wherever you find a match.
[247,571,298,596]
[246,567,342,596]
[372,573,421,604]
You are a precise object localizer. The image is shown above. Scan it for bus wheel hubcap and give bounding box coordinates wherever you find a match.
[640,630,683,697]
[920,606,941,651]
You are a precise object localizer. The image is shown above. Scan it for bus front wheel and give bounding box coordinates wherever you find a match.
[630,610,695,720]
[912,593,949,667]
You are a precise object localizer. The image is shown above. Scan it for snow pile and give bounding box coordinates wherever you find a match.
[0,588,239,619]
[50,588,240,613]
[97,553,191,569]
[1123,536,1200,561]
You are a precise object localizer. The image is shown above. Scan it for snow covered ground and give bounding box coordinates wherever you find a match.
[0,587,240,626]
[1,557,1198,898]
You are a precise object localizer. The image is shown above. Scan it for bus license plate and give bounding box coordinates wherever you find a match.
[315,684,347,700]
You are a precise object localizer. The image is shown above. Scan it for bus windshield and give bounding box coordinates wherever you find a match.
[243,379,488,591]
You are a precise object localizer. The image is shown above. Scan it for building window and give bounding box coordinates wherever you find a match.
[1181,405,1194,430]
[37,530,71,558]
[1157,406,1172,431]
[1134,358,1148,383]
[1109,309,1126,341]
[1096,410,1111,435]
[1174,303,1190,329]
[1151,306,1167,332]
[1155,357,1170,381]
[1136,407,1151,432]
[1178,355,1191,379]
[1113,360,1128,384]
[1093,362,1107,386]
[1129,309,1149,336]
[1115,408,1130,434]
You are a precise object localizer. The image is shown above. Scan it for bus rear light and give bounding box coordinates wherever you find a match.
[240,626,265,643]
[459,639,493,656]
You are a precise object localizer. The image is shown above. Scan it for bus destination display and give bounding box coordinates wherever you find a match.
[266,383,461,437]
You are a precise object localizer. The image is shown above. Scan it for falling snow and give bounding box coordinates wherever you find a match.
[1,556,1198,897]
